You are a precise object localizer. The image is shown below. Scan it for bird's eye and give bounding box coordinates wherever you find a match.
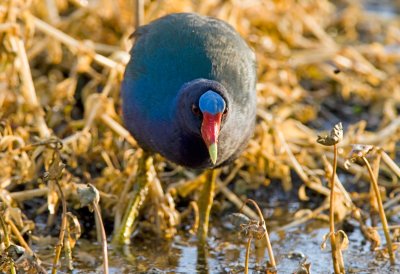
[192,104,200,116]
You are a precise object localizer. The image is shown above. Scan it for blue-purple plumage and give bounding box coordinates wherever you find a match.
[122,13,257,169]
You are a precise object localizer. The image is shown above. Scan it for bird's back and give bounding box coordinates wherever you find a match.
[122,13,257,168]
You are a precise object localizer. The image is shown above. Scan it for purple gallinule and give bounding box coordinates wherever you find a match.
[118,13,256,244]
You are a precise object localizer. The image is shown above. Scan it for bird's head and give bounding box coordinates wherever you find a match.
[177,80,228,166]
[197,90,226,164]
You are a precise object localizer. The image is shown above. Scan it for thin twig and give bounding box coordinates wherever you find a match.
[276,127,330,196]
[100,114,137,147]
[76,184,109,272]
[64,225,73,271]
[8,219,33,253]
[134,0,144,28]
[242,199,276,268]
[380,150,400,178]
[383,194,400,210]
[9,188,49,201]
[10,36,51,138]
[278,202,330,231]
[51,180,68,274]
[83,69,117,132]
[372,224,400,231]
[362,156,395,265]
[342,117,400,146]
[217,181,258,220]
[0,214,17,274]
[244,236,252,274]
[32,16,123,70]
[93,202,109,274]
[329,144,342,274]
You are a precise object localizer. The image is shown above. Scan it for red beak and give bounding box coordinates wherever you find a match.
[201,112,222,164]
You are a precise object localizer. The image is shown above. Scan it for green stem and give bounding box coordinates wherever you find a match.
[197,169,217,244]
[362,156,395,265]
[112,152,153,245]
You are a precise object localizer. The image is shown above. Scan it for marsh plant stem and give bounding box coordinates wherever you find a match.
[64,226,73,270]
[329,144,344,274]
[244,199,276,268]
[13,37,51,138]
[362,156,395,265]
[52,180,68,274]
[32,16,121,70]
[380,150,400,178]
[0,215,16,274]
[264,229,276,268]
[135,0,144,28]
[244,236,252,274]
[112,151,153,245]
[93,202,109,274]
[8,219,32,253]
[197,169,217,244]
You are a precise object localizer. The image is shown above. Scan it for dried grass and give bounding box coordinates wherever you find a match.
[1,0,400,272]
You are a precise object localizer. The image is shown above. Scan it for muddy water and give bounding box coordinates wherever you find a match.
[62,211,399,274]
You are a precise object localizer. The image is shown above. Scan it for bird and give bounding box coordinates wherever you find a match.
[121,13,257,170]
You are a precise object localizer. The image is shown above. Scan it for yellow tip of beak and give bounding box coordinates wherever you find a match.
[208,143,217,165]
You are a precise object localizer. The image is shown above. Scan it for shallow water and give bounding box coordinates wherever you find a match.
[31,175,399,273]
[46,201,399,274]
